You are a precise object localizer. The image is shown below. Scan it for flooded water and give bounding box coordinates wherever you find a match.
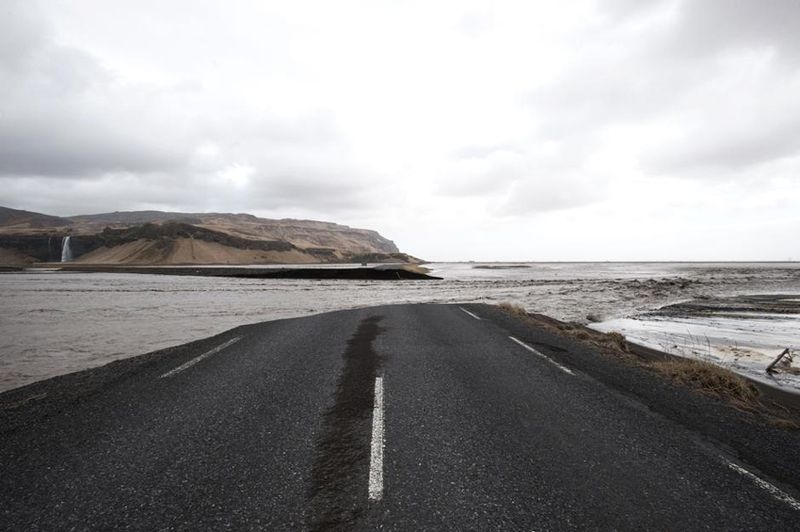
[592,294,800,390]
[1,262,799,393]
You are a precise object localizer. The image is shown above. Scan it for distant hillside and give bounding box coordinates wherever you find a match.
[0,206,73,230]
[66,211,399,255]
[0,206,415,265]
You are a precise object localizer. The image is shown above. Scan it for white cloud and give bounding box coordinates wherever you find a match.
[1,0,799,260]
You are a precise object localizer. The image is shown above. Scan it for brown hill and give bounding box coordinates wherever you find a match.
[75,238,317,265]
[65,211,394,253]
[0,207,415,265]
[0,206,74,231]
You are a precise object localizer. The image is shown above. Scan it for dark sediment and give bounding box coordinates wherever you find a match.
[47,265,441,280]
[650,294,800,318]
[307,316,384,530]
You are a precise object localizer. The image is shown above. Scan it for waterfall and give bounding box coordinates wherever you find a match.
[61,236,73,262]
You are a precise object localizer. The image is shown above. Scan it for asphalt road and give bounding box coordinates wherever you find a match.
[1,303,799,530]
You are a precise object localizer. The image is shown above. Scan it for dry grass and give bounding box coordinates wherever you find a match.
[652,359,759,410]
[497,302,634,358]
[497,302,529,317]
[768,417,800,430]
[495,301,769,414]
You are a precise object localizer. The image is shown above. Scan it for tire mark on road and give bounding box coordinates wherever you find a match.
[307,315,385,530]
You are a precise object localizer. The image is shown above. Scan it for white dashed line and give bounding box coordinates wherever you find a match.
[159,336,242,379]
[508,336,574,375]
[368,375,385,501]
[459,307,482,320]
[726,461,800,511]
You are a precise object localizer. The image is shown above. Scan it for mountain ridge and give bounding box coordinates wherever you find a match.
[0,206,414,265]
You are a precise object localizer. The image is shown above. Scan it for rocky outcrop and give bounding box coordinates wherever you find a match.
[0,235,69,262]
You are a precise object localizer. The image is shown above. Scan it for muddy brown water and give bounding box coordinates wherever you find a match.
[1,262,799,393]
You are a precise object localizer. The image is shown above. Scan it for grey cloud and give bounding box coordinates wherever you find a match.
[195,110,341,148]
[0,7,185,177]
[252,173,371,211]
[437,143,605,215]
[456,10,494,38]
[526,5,702,138]
[498,174,601,216]
[646,115,800,174]
[0,2,372,217]
[1,162,373,219]
[525,0,800,178]
[527,66,669,138]
[599,0,670,18]
[451,143,522,160]
[0,1,47,71]
[670,0,800,61]
[0,110,183,177]
[198,168,373,214]
[437,148,528,198]
[0,174,176,216]
[3,0,799,248]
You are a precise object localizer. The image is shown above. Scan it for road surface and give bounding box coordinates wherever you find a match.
[1,304,799,530]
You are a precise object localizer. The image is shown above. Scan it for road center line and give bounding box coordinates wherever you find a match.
[459,307,481,320]
[508,336,575,375]
[726,461,800,511]
[159,336,242,379]
[368,374,385,501]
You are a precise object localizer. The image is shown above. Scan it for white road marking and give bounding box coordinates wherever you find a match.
[159,336,242,379]
[459,307,481,320]
[368,374,385,501]
[726,461,800,511]
[508,336,575,375]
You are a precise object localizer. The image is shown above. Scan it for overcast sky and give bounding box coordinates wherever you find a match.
[1,0,799,261]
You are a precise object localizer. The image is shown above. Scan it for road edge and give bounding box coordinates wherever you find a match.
[466,303,800,497]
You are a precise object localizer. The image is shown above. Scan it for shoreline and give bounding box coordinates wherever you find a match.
[18,264,441,280]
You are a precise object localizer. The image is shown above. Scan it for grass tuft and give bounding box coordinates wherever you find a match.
[604,332,629,353]
[651,358,759,409]
[497,302,529,317]
[497,302,634,358]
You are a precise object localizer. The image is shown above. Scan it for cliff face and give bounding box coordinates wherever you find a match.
[67,213,400,254]
[0,206,412,265]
